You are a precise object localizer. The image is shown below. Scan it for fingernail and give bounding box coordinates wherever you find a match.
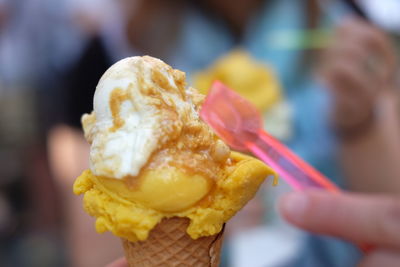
[280,192,309,222]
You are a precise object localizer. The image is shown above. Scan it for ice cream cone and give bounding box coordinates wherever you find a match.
[121,217,224,267]
[73,56,277,266]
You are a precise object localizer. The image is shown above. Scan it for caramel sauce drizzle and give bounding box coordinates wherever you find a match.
[109,88,131,132]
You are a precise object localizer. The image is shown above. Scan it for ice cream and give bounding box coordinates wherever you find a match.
[73,56,276,248]
[194,50,282,112]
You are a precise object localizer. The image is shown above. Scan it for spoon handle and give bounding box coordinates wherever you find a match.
[247,129,377,253]
[245,129,339,192]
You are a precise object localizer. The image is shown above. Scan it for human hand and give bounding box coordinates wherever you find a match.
[319,17,397,137]
[279,190,400,267]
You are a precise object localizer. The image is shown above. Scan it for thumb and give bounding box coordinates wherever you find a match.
[278,190,400,249]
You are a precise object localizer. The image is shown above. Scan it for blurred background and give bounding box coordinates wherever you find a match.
[1,0,400,266]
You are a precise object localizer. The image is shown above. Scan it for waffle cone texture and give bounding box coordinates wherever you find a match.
[121,217,224,267]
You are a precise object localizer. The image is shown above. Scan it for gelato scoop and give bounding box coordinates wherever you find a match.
[74,56,276,242]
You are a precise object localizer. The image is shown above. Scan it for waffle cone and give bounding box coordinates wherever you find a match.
[121,217,224,267]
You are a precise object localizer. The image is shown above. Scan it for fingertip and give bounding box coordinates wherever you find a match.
[278,192,310,224]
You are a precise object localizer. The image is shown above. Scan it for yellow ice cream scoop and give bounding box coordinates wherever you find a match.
[88,167,211,213]
[74,152,275,241]
[193,49,282,112]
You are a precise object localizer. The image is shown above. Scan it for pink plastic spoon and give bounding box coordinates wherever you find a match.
[200,81,376,252]
[200,81,339,192]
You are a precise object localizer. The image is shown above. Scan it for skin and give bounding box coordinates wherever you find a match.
[274,19,400,266]
[122,0,184,58]
[279,190,400,267]
[122,0,265,57]
[319,17,400,193]
[195,0,265,38]
[320,17,396,130]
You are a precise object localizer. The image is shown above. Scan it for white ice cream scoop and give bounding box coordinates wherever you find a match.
[82,56,197,179]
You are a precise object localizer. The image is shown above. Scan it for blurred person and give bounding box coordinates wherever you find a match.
[290,13,400,267]
[0,0,55,266]
[0,0,71,266]
[45,0,400,266]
